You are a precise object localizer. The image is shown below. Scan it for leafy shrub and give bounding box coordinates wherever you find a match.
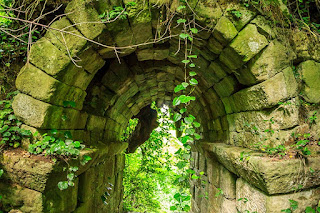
[0,92,31,148]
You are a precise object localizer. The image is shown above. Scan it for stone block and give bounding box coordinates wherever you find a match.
[236,40,296,85]
[43,178,79,213]
[229,67,298,112]
[220,24,269,70]
[65,0,106,40]
[136,48,169,61]
[225,3,256,31]
[208,36,224,55]
[126,3,153,46]
[219,166,236,199]
[236,178,320,213]
[0,182,43,213]
[212,16,238,46]
[77,47,106,74]
[86,115,107,131]
[29,38,71,77]
[213,75,239,98]
[299,60,320,103]
[16,64,86,110]
[45,17,87,56]
[12,93,88,129]
[227,98,299,133]
[202,143,320,195]
[251,15,276,39]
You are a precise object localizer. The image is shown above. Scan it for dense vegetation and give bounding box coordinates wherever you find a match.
[122,104,191,212]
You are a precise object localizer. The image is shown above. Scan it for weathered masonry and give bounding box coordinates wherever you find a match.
[1,0,320,212]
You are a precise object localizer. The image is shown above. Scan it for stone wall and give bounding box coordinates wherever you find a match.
[0,0,320,212]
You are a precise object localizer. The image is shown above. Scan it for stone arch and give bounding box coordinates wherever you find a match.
[1,0,320,212]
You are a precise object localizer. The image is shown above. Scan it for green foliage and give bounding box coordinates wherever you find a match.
[121,118,139,142]
[281,199,298,212]
[0,91,31,148]
[28,130,91,190]
[123,104,191,212]
[99,2,137,21]
[241,0,320,35]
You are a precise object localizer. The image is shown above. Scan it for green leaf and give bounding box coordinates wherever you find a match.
[173,113,182,122]
[181,59,190,64]
[189,63,196,68]
[189,71,197,76]
[186,169,196,174]
[177,18,186,24]
[0,169,3,177]
[190,28,198,34]
[189,78,198,85]
[174,84,186,93]
[84,155,92,161]
[191,174,199,179]
[194,122,201,128]
[305,207,316,213]
[58,181,69,190]
[63,101,76,108]
[187,55,197,58]
[179,33,189,39]
[194,133,201,140]
[184,116,193,124]
[176,161,186,169]
[170,206,177,210]
[173,97,181,106]
[177,5,186,10]
[67,173,75,180]
[182,82,189,88]
[180,108,187,114]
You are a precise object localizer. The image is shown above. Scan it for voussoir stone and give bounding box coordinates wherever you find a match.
[220,24,269,70]
[16,64,86,110]
[227,67,298,112]
[236,40,296,85]
[12,93,88,129]
[299,60,320,103]
[65,0,106,40]
[212,16,238,46]
[45,17,87,56]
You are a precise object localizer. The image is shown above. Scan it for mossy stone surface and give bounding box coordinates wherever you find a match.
[299,60,320,103]
[65,0,105,40]
[220,24,269,70]
[45,17,87,56]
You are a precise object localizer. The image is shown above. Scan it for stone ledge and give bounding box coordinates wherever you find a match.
[0,142,128,192]
[201,142,320,195]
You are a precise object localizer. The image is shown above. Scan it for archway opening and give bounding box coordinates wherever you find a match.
[120,103,192,212]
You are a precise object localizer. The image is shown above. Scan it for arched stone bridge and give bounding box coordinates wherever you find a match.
[1,0,320,212]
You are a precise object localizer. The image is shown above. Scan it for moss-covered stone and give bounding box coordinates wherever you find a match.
[136,48,169,61]
[213,75,239,98]
[45,17,87,56]
[228,67,297,112]
[220,24,269,70]
[0,183,43,213]
[236,40,296,85]
[299,60,320,103]
[237,178,320,213]
[16,64,86,110]
[65,0,105,40]
[212,16,238,46]
[202,143,320,194]
[29,38,71,77]
[12,93,88,129]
